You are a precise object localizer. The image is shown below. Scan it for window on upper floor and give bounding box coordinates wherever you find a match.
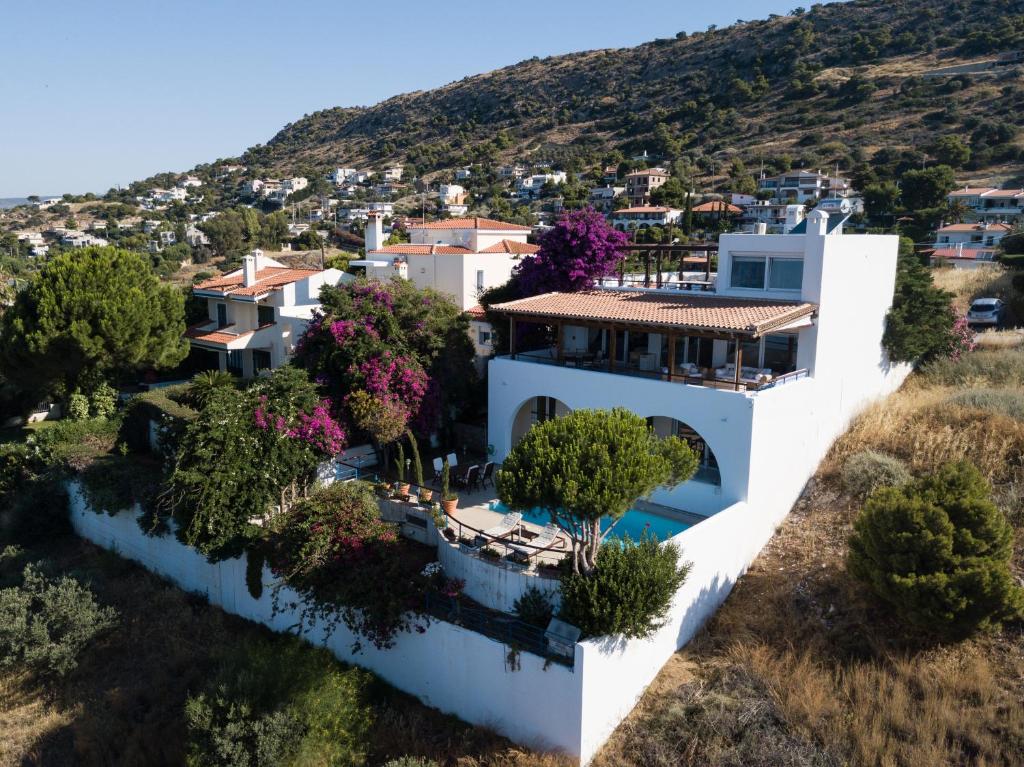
[730,255,803,291]
[476,269,485,290]
[257,304,275,326]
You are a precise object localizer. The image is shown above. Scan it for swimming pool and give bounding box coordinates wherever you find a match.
[488,501,690,542]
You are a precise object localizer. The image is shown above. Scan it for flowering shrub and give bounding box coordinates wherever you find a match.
[515,207,629,295]
[254,394,346,455]
[267,482,448,649]
[947,311,976,361]
[292,279,477,440]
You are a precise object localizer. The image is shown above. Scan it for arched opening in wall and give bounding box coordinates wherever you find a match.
[647,416,721,486]
[511,396,572,447]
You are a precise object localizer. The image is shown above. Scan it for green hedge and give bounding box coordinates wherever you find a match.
[119,385,198,456]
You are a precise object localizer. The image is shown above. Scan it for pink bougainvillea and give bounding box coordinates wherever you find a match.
[947,311,976,361]
[254,394,346,455]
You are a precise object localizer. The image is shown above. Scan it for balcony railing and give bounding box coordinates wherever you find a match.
[506,348,810,393]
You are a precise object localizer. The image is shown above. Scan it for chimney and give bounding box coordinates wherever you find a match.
[806,208,828,236]
[242,253,257,287]
[365,211,383,252]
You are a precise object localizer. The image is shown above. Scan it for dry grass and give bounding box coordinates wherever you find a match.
[932,265,1017,312]
[975,328,1024,350]
[593,349,1024,767]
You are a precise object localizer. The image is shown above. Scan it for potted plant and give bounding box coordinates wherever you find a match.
[394,442,410,497]
[440,459,458,515]
[408,430,430,503]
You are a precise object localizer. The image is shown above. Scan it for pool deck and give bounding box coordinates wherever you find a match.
[436,483,706,567]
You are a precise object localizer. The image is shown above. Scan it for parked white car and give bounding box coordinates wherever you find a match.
[967,297,1005,327]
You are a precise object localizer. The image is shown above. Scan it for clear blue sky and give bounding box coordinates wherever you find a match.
[0,0,839,198]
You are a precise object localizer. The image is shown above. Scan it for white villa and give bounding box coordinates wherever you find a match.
[487,210,906,516]
[757,169,853,204]
[187,251,351,377]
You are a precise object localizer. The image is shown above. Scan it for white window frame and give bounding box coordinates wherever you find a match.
[729,253,803,292]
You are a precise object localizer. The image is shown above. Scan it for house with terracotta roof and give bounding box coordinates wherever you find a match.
[609,206,680,231]
[487,209,908,516]
[624,167,669,206]
[929,221,1011,269]
[187,250,352,377]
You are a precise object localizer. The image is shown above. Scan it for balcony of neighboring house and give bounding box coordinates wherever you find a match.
[490,288,815,393]
[185,303,280,353]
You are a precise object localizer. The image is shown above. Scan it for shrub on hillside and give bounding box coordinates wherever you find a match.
[559,534,689,640]
[848,461,1023,640]
[947,388,1024,420]
[2,476,71,547]
[0,563,117,677]
[883,253,957,362]
[841,450,911,499]
[383,759,441,767]
[185,636,376,767]
[67,392,90,421]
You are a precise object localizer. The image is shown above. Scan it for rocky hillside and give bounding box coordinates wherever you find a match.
[238,0,1024,186]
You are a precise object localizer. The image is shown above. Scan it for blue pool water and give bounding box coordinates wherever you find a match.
[488,502,690,542]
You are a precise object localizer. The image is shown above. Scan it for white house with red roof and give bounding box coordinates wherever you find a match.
[931,221,1011,268]
[359,214,538,310]
[187,250,352,377]
[610,206,680,231]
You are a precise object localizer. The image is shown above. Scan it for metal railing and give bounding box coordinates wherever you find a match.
[509,350,810,392]
[442,509,567,578]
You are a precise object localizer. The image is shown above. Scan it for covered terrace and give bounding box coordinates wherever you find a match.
[490,288,817,391]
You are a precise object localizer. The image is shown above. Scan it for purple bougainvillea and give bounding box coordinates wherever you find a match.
[516,206,629,296]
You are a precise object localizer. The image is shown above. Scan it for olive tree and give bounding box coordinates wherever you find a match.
[497,408,698,574]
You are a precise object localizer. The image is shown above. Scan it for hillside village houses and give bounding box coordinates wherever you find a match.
[186,251,351,378]
[517,171,567,199]
[383,165,404,181]
[588,184,625,212]
[947,186,1024,222]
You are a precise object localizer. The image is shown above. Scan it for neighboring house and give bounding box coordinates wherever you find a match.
[498,164,526,180]
[367,201,394,215]
[602,165,619,184]
[466,304,493,374]
[610,206,680,231]
[589,185,624,213]
[61,231,108,248]
[329,168,358,185]
[934,221,1011,250]
[516,172,567,200]
[624,168,669,206]
[691,200,744,220]
[487,208,905,517]
[185,224,210,247]
[361,214,537,310]
[439,184,467,204]
[383,166,404,182]
[739,201,806,234]
[455,167,473,181]
[179,175,203,188]
[947,186,1024,222]
[443,203,469,216]
[373,181,403,196]
[757,169,853,204]
[186,250,352,378]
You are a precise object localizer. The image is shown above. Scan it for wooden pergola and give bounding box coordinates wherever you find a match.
[618,242,718,287]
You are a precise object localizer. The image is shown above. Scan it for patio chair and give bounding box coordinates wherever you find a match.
[480,461,495,489]
[432,456,444,483]
[474,512,522,546]
[455,464,480,491]
[509,523,562,563]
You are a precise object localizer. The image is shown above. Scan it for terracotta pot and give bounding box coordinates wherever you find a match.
[398,483,411,496]
[419,488,433,503]
[441,497,458,515]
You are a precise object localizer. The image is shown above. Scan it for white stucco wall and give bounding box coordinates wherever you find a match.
[438,539,562,614]
[68,486,586,758]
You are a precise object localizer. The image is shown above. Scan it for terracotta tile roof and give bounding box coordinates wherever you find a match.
[465,304,487,319]
[478,239,541,254]
[936,223,1013,233]
[194,267,321,297]
[948,187,995,196]
[625,168,668,177]
[409,217,531,231]
[614,206,676,214]
[369,243,473,255]
[184,323,254,346]
[930,247,997,260]
[693,201,744,214]
[980,188,1024,198]
[491,290,817,337]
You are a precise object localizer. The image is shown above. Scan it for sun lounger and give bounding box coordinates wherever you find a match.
[474,512,522,546]
[509,523,561,562]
